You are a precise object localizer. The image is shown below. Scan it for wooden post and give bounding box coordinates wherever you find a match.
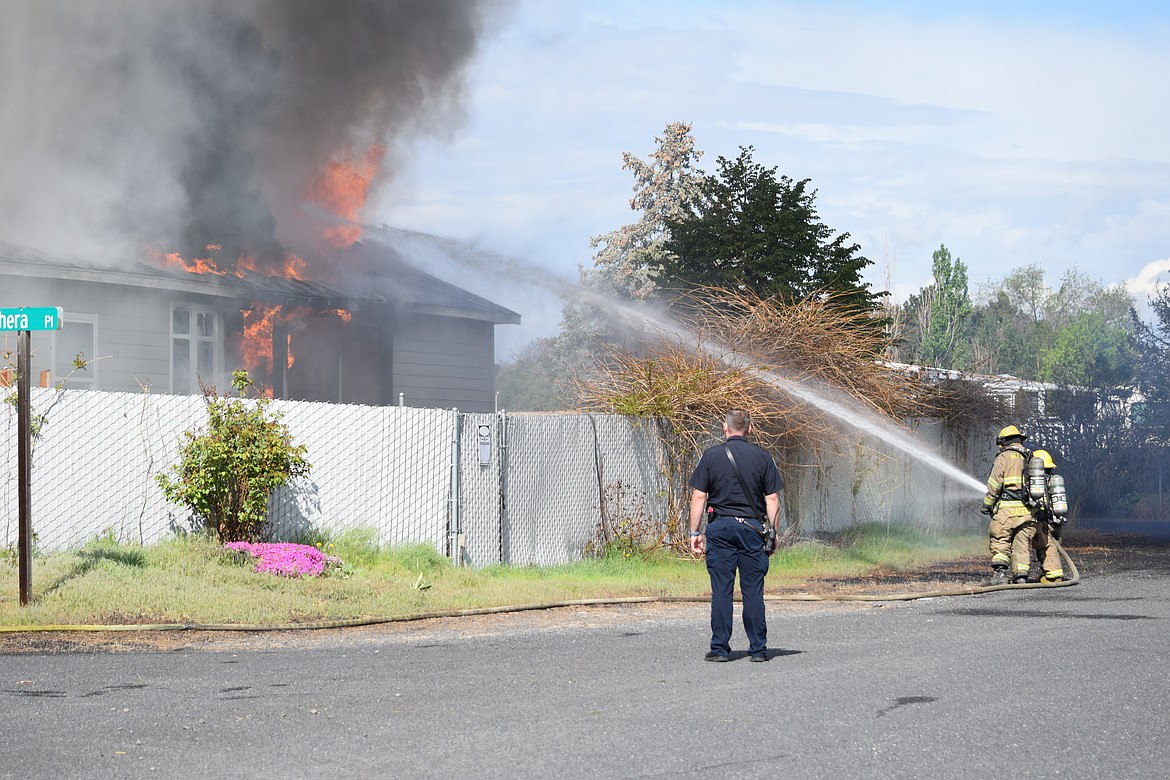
[272,323,288,398]
[0,367,12,387]
[17,330,32,605]
[39,369,50,388]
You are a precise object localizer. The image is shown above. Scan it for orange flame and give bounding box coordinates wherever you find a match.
[309,143,385,248]
[284,253,308,280]
[147,173,363,392]
[239,303,311,374]
[149,247,228,276]
[236,254,258,276]
[240,303,280,374]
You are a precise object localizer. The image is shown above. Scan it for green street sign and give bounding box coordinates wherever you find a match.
[0,307,63,332]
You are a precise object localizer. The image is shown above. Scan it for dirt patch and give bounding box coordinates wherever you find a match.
[785,530,1170,594]
[1059,532,1170,576]
[2,531,1164,655]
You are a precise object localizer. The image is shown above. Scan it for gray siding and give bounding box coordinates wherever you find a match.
[1,276,231,393]
[3,270,508,409]
[393,314,497,412]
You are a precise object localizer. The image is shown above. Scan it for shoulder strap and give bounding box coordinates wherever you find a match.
[723,444,766,524]
[1005,445,1032,460]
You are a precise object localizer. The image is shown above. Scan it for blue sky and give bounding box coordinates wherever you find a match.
[370,0,1170,357]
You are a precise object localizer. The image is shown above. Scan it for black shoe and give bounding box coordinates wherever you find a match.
[1011,574,1029,584]
[749,654,769,663]
[704,651,730,662]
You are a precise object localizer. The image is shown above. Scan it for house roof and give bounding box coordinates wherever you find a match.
[0,240,521,325]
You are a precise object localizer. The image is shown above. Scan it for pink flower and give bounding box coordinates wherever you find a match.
[224,542,343,578]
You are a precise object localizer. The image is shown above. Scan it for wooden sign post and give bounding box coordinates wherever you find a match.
[1,307,63,605]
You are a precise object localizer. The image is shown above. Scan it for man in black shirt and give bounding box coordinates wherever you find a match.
[688,409,783,662]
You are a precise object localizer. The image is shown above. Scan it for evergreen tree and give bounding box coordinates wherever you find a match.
[541,122,705,398]
[589,121,704,299]
[657,146,880,313]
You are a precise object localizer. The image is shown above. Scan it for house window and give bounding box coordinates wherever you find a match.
[171,305,220,394]
[54,316,98,389]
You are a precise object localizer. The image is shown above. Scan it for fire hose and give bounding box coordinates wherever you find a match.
[0,542,1079,634]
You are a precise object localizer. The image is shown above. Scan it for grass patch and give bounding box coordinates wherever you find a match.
[777,523,986,579]
[0,523,986,627]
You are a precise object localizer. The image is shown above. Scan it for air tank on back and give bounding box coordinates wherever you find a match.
[1047,474,1068,517]
[1027,455,1048,502]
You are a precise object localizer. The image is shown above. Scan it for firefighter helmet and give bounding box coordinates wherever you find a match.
[1033,449,1056,469]
[995,425,1027,444]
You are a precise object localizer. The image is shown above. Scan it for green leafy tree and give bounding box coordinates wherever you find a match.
[1000,264,1049,326]
[971,264,1136,384]
[1039,271,1137,388]
[1047,270,1135,330]
[968,289,1034,376]
[657,146,880,313]
[157,371,311,542]
[891,287,926,364]
[971,264,1053,378]
[916,245,973,369]
[1041,310,1137,388]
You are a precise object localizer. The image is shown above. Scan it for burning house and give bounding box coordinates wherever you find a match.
[0,240,519,412]
[0,2,519,410]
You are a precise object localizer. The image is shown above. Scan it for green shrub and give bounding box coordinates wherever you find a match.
[156,371,311,543]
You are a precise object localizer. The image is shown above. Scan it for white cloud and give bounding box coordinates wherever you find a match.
[727,4,1170,163]
[1124,258,1170,299]
[372,1,1170,352]
[725,121,941,149]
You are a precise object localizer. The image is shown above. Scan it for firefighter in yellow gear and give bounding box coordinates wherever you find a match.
[980,425,1036,585]
[1029,449,1065,583]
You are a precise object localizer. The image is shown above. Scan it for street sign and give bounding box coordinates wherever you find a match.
[0,305,64,605]
[0,306,63,332]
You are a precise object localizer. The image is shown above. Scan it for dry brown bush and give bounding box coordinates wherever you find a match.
[577,288,934,447]
[574,289,950,545]
[573,288,1007,551]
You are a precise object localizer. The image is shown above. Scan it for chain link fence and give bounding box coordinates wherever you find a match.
[2,388,994,565]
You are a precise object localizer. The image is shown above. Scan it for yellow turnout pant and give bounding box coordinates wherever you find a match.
[989,507,1036,576]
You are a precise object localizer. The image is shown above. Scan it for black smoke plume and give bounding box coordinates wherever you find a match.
[0,0,504,270]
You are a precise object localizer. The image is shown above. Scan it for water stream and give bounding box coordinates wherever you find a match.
[369,225,987,495]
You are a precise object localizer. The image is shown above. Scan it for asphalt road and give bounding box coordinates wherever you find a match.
[2,538,1168,780]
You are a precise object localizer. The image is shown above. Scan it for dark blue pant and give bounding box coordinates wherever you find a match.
[705,517,769,656]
